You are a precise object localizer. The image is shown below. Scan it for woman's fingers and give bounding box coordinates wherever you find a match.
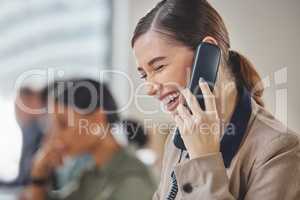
[180,88,203,115]
[173,114,183,129]
[174,104,190,132]
[177,104,192,121]
[198,79,217,112]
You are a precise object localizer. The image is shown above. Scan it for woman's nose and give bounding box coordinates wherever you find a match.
[146,81,162,96]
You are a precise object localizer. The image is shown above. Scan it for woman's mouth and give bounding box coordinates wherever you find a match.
[162,92,180,111]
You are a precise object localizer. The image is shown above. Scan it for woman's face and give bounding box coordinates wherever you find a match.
[133,31,195,112]
[47,103,106,156]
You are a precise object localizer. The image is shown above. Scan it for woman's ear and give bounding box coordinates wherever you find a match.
[202,36,218,45]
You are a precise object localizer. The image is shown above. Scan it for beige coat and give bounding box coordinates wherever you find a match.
[153,98,300,200]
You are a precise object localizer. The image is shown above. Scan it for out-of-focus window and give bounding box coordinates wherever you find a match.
[0,0,112,180]
[0,96,22,181]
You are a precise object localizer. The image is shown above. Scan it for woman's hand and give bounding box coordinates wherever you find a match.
[173,79,221,159]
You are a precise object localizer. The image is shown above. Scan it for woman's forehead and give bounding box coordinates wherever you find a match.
[133,31,181,67]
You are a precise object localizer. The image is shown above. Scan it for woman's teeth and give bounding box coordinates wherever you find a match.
[162,92,180,106]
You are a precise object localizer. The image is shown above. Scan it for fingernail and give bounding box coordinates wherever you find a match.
[199,77,205,83]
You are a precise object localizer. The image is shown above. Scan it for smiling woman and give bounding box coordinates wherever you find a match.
[131,0,300,199]
[134,31,195,112]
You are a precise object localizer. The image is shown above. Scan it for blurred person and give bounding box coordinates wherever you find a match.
[15,87,46,129]
[40,84,151,191]
[53,119,151,191]
[131,0,300,199]
[23,78,156,200]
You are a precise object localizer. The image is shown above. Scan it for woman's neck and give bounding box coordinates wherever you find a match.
[215,81,238,131]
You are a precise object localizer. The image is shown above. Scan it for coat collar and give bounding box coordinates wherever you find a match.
[220,86,252,168]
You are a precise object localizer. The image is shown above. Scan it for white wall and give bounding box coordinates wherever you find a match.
[209,0,300,133]
[125,0,300,133]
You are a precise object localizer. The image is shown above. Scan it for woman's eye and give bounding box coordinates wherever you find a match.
[140,73,147,80]
[139,65,166,80]
[154,65,166,72]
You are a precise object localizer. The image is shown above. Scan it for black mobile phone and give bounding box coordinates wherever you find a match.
[173,42,221,150]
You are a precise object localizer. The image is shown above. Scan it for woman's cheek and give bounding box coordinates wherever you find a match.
[170,70,190,88]
[158,66,182,85]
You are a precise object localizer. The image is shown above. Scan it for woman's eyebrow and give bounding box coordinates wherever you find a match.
[137,56,166,71]
[148,56,166,66]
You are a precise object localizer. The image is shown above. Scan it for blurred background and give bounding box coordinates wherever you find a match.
[0,0,299,198]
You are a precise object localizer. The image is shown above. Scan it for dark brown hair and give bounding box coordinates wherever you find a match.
[131,0,264,106]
